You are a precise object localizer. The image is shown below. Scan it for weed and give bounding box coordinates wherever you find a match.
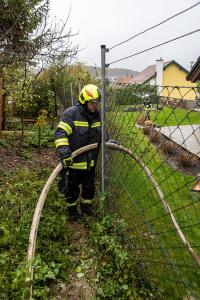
[21,148,32,160]
[0,132,18,149]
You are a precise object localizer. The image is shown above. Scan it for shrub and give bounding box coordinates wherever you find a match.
[191,157,200,173]
[142,127,151,135]
[26,124,54,148]
[160,140,176,154]
[177,151,193,168]
[136,114,146,125]
[149,132,160,144]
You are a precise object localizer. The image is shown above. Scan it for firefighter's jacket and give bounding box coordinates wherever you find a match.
[144,100,152,110]
[55,103,101,170]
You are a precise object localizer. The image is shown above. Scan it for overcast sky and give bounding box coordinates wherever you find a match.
[50,0,200,72]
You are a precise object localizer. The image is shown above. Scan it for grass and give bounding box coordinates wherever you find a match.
[106,105,200,298]
[150,106,200,127]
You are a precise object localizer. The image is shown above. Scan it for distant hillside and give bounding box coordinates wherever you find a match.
[87,66,139,79]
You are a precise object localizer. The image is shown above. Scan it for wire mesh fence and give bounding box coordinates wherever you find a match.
[101,83,200,299]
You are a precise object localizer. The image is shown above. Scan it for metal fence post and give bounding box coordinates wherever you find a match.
[63,82,67,109]
[70,82,74,106]
[78,80,82,95]
[101,45,108,194]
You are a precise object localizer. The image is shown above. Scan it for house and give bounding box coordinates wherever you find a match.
[186,56,200,82]
[118,59,197,100]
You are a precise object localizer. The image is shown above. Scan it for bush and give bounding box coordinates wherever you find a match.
[160,140,177,154]
[136,115,146,125]
[142,127,151,135]
[149,132,160,144]
[177,151,193,168]
[26,124,54,148]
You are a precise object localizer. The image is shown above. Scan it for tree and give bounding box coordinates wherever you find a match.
[0,0,78,131]
[35,62,96,117]
[0,0,48,131]
[0,0,48,66]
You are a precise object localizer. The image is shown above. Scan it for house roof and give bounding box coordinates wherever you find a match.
[118,60,189,84]
[117,76,134,84]
[186,56,200,82]
[132,61,173,84]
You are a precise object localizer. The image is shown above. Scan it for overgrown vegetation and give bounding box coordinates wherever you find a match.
[0,126,75,298]
[0,134,166,299]
[1,82,200,298]
[0,165,71,299]
[0,123,55,150]
[90,215,162,299]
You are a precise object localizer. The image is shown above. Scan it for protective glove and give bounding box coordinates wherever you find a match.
[62,156,73,168]
[108,139,120,151]
[108,139,120,145]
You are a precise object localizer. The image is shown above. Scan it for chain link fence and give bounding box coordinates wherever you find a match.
[101,83,200,299]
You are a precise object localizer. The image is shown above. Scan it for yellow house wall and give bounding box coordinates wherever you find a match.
[148,64,197,100]
[162,64,197,100]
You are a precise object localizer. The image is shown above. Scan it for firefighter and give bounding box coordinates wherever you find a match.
[143,93,152,121]
[55,84,101,221]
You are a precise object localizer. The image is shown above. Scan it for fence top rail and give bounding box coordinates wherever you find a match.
[108,83,199,89]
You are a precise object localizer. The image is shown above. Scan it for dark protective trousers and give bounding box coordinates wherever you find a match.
[58,168,95,207]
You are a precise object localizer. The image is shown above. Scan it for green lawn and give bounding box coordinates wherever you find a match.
[150,107,200,126]
[115,105,200,126]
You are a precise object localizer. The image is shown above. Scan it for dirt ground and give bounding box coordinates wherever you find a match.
[0,146,58,170]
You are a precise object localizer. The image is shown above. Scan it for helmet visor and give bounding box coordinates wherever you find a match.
[87,99,101,112]
[90,98,101,105]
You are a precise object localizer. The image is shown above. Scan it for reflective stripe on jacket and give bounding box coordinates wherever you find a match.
[55,104,101,170]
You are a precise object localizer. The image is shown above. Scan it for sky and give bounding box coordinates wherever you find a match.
[49,0,200,72]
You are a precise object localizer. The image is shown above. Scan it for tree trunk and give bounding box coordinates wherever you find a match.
[20,107,25,150]
[0,73,5,131]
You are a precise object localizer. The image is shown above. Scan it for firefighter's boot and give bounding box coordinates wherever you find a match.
[80,201,94,217]
[68,206,78,222]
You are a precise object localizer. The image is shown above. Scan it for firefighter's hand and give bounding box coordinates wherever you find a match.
[62,157,73,168]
